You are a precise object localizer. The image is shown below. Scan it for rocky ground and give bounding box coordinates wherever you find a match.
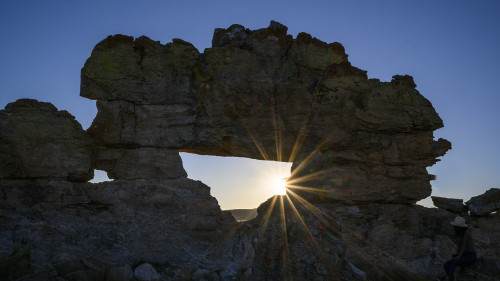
[1,21,499,280]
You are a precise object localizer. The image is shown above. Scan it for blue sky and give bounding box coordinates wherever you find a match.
[1,0,499,209]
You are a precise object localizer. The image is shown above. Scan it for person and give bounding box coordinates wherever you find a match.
[443,216,478,281]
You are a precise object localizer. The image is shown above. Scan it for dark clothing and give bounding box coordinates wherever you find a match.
[444,251,477,279]
[457,234,476,253]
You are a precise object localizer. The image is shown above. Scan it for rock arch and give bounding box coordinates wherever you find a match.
[9,22,498,281]
[82,21,450,204]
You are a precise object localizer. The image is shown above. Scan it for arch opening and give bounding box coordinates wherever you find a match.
[180,152,292,213]
[89,169,114,183]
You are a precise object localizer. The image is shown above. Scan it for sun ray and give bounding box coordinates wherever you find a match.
[286,184,329,194]
[226,90,419,280]
[284,193,342,280]
[285,194,315,242]
[243,124,271,160]
[285,190,395,278]
[279,195,293,279]
[287,108,312,164]
[286,87,322,164]
[273,177,287,195]
[288,128,345,180]
[287,168,329,184]
[286,189,422,279]
[271,105,283,163]
[257,195,278,241]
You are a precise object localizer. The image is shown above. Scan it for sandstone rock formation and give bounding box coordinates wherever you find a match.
[0,177,242,280]
[1,21,499,281]
[431,196,467,214]
[81,21,450,204]
[467,188,500,216]
[0,100,240,280]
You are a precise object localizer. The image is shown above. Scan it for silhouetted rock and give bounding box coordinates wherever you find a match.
[2,21,499,281]
[466,188,500,216]
[0,177,238,279]
[432,196,468,213]
[0,99,94,181]
[249,196,363,281]
[134,263,161,281]
[81,20,450,204]
[95,147,187,179]
[458,257,500,281]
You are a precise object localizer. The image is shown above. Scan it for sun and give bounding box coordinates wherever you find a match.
[273,178,287,195]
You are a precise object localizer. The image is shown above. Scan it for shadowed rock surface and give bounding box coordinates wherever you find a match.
[432,196,468,214]
[1,21,498,280]
[229,208,258,222]
[467,188,500,216]
[0,99,94,182]
[81,21,450,204]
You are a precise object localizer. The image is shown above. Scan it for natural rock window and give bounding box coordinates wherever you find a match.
[9,21,500,281]
[180,152,292,210]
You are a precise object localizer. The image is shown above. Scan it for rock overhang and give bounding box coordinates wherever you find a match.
[5,21,500,281]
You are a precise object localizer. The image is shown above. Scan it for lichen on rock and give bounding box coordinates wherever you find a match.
[81,20,450,203]
[2,21,498,281]
[0,99,94,181]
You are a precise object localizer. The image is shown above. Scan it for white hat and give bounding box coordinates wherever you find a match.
[450,216,468,228]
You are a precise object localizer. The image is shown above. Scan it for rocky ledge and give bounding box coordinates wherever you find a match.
[1,21,498,280]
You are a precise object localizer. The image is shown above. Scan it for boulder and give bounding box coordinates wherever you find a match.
[108,265,134,281]
[0,99,94,182]
[431,196,467,213]
[134,263,160,281]
[466,188,500,216]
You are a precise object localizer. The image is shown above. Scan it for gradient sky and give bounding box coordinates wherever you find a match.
[1,0,499,210]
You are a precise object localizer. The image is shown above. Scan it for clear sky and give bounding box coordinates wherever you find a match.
[1,0,499,210]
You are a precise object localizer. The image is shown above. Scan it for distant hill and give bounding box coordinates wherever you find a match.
[228,208,258,222]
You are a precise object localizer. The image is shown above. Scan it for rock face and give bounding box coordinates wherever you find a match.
[134,263,161,281]
[0,100,238,280]
[81,21,450,204]
[432,196,467,214]
[0,177,238,280]
[467,188,500,216]
[0,99,94,182]
[1,21,499,281]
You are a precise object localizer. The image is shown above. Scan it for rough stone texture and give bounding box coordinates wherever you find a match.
[2,21,499,281]
[0,178,238,280]
[246,196,500,281]
[431,196,468,214]
[3,181,499,280]
[134,263,161,281]
[94,147,187,179]
[466,188,500,216]
[108,265,134,281]
[247,196,362,281]
[81,21,450,203]
[470,212,500,259]
[458,257,500,281]
[336,203,457,281]
[0,99,94,181]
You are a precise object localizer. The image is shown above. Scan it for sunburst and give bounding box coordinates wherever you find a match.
[231,100,421,280]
